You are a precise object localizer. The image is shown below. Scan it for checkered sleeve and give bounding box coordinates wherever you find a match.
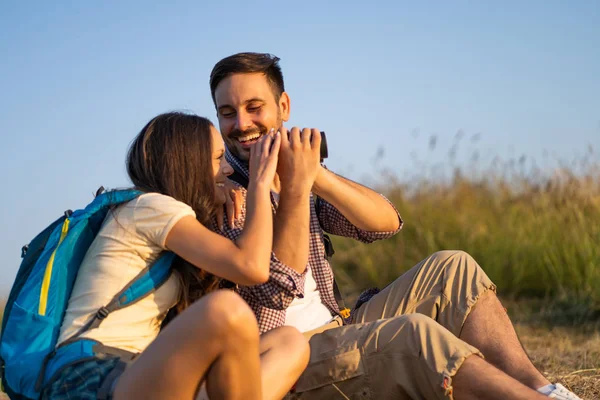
[317,194,403,243]
[212,183,308,311]
[239,252,308,310]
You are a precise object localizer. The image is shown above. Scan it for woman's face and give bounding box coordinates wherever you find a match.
[211,126,233,204]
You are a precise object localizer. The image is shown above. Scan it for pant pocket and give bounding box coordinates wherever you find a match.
[294,348,371,399]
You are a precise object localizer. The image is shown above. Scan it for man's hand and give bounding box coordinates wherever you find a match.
[216,179,243,231]
[271,127,321,274]
[276,127,321,196]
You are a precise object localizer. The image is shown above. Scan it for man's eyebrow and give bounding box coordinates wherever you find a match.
[217,98,266,112]
[244,97,265,104]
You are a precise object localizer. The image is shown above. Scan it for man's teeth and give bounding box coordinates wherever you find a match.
[216,183,225,187]
[237,133,261,143]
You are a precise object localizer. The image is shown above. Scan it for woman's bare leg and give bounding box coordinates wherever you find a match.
[256,326,310,400]
[113,290,262,400]
[196,326,309,400]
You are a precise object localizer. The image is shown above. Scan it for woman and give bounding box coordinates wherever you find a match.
[42,112,309,400]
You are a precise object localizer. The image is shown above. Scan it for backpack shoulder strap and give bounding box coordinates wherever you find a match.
[64,252,176,343]
[86,189,143,214]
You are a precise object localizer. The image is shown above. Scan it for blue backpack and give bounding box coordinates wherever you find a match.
[0,189,175,399]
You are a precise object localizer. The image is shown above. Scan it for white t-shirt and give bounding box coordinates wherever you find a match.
[58,193,195,354]
[269,191,332,332]
[284,266,334,332]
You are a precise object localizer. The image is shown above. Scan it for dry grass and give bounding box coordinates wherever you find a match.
[1,323,595,399]
[518,324,600,399]
[504,298,600,399]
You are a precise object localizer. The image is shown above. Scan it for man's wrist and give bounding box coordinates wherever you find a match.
[312,165,329,195]
[279,185,311,201]
[248,179,271,192]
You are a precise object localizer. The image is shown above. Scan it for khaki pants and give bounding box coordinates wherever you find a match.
[288,251,496,400]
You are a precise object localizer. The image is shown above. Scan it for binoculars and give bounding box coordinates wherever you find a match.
[320,131,329,160]
[282,130,328,160]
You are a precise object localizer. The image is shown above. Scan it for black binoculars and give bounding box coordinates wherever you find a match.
[283,130,328,160]
[320,131,329,160]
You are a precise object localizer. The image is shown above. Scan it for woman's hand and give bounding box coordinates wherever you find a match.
[249,129,281,186]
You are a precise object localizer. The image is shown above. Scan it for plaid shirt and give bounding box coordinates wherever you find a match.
[217,149,402,333]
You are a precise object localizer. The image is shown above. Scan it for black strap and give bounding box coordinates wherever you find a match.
[228,169,249,188]
[322,229,347,315]
[315,197,347,314]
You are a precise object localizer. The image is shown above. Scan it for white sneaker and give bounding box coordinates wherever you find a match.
[545,383,582,399]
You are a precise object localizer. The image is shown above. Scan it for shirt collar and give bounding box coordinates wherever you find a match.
[225,147,250,178]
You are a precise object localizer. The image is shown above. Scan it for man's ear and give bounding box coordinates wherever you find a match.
[280,92,291,122]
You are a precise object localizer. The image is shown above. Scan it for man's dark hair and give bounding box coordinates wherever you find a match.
[209,52,285,105]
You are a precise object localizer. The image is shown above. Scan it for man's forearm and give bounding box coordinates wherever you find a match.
[313,167,400,232]
[272,190,310,274]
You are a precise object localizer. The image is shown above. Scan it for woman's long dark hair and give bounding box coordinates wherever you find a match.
[126,112,222,311]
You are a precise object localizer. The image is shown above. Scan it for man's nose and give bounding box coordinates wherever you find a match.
[235,112,252,131]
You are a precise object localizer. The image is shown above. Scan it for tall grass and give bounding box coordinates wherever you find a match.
[331,143,600,323]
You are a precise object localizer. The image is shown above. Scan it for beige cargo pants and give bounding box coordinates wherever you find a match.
[286,250,496,400]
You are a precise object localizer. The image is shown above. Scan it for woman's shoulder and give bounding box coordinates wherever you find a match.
[121,192,196,247]
[133,192,194,214]
[113,192,196,223]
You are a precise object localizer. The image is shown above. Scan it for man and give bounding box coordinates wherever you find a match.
[209,52,580,400]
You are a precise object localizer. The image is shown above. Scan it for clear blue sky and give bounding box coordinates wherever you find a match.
[1,1,599,295]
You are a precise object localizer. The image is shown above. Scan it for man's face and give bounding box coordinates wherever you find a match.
[214,72,289,161]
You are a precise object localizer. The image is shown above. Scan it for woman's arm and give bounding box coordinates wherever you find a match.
[165,132,280,286]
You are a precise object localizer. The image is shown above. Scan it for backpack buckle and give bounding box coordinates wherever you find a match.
[21,244,29,258]
[96,307,110,320]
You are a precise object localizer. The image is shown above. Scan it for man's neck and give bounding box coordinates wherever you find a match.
[230,150,280,193]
